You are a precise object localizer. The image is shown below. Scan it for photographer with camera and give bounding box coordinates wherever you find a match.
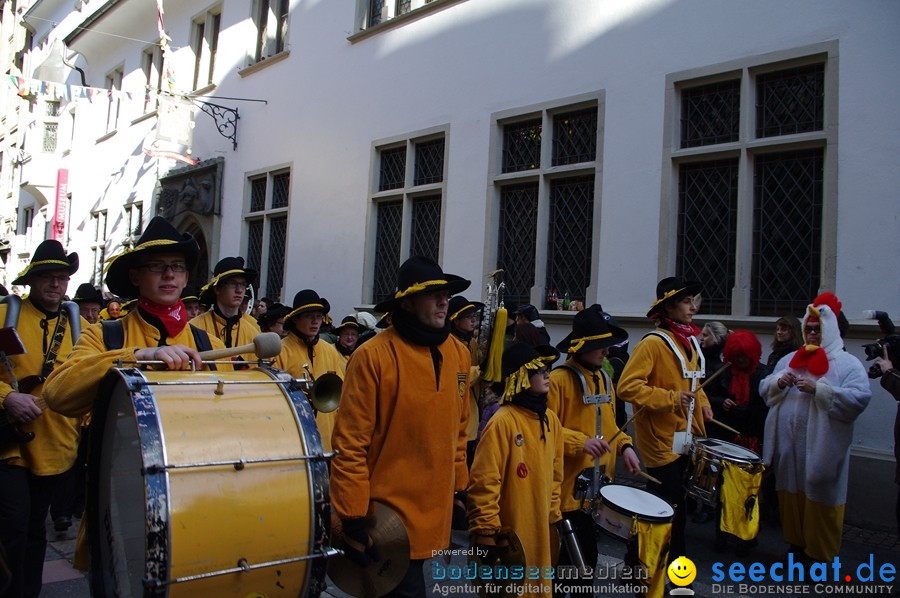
[863,311,900,533]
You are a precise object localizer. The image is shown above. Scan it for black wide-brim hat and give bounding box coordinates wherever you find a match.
[257,302,291,328]
[448,295,485,322]
[104,216,200,298]
[373,256,471,313]
[286,289,331,321]
[180,284,200,303]
[557,304,629,355]
[646,276,703,318]
[12,239,79,285]
[199,256,258,305]
[72,283,103,305]
[500,342,560,402]
[334,315,363,333]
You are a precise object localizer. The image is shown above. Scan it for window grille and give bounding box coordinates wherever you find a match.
[266,215,287,300]
[45,101,60,117]
[546,176,594,302]
[247,219,264,276]
[756,64,824,138]
[250,177,267,211]
[751,150,823,316]
[552,108,597,166]
[680,79,740,148]
[414,139,444,186]
[498,182,538,307]
[373,200,403,304]
[396,0,411,16]
[272,172,290,208]
[410,195,441,262]
[379,147,406,191]
[42,123,57,153]
[677,160,739,314]
[369,0,385,26]
[246,169,289,300]
[502,119,542,173]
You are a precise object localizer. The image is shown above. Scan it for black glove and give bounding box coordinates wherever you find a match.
[341,517,380,568]
[473,542,499,566]
[452,491,468,531]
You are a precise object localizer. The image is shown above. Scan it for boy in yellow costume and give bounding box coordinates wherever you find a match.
[468,342,563,598]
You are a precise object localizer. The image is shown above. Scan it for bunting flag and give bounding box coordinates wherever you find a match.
[7,74,166,105]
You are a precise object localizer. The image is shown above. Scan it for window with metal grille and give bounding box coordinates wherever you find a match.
[680,79,740,148]
[668,50,833,316]
[546,176,594,303]
[756,64,824,138]
[45,101,60,117]
[552,108,597,166]
[369,0,385,26]
[410,195,441,261]
[42,123,57,153]
[498,183,538,307]
[414,139,444,186]
[245,169,290,301]
[677,160,739,314]
[379,146,406,191]
[502,118,541,173]
[396,0,411,16]
[373,200,403,304]
[751,150,823,316]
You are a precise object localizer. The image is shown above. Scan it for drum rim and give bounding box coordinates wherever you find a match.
[598,484,674,522]
[694,438,761,462]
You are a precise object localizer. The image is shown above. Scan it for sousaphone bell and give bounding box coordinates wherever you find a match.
[294,364,342,413]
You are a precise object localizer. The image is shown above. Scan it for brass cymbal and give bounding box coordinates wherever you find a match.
[467,528,527,598]
[328,502,410,598]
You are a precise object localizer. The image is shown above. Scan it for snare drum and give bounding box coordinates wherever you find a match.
[87,366,333,597]
[686,438,761,507]
[592,484,674,542]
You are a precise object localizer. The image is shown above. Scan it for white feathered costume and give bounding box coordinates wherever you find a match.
[760,293,871,507]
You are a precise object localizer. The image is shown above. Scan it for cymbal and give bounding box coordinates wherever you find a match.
[328,502,410,598]
[468,528,527,598]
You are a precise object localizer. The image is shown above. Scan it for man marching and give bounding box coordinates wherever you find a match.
[192,257,261,363]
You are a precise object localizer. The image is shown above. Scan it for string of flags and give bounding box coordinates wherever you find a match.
[5,74,150,103]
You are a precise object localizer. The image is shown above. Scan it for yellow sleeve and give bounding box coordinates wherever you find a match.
[454,343,472,492]
[547,371,589,458]
[550,415,564,524]
[467,413,508,536]
[617,337,679,412]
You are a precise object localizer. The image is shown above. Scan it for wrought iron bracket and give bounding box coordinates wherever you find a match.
[192,99,240,150]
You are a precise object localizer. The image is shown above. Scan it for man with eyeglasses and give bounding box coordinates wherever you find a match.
[191,256,261,364]
[0,239,85,598]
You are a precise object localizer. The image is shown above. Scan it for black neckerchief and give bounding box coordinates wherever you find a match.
[33,301,60,354]
[335,342,354,357]
[290,329,319,365]
[451,327,473,343]
[213,304,242,347]
[138,306,171,346]
[393,307,450,390]
[510,390,550,441]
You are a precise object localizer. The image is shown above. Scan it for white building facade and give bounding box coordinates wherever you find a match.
[3,0,899,527]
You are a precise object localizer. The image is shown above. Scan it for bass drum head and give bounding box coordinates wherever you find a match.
[598,484,674,522]
[695,438,760,463]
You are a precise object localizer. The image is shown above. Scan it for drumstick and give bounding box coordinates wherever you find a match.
[637,470,662,485]
[707,418,741,436]
[696,362,732,392]
[607,405,646,444]
[197,332,283,361]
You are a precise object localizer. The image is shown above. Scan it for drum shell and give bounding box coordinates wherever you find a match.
[592,484,673,543]
[87,367,330,597]
[685,438,761,507]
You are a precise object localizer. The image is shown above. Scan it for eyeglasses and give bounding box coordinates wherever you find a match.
[220,280,249,290]
[535,367,551,377]
[33,273,70,284]
[141,262,188,274]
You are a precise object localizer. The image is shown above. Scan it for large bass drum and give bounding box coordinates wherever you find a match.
[87,366,333,597]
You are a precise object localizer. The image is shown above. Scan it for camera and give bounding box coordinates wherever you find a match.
[861,310,900,378]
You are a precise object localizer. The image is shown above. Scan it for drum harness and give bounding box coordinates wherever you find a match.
[642,331,705,455]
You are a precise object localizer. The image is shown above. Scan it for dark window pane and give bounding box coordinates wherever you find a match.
[250,177,266,212]
[411,195,441,262]
[369,0,385,26]
[373,200,403,304]
[414,139,444,186]
[752,149,823,316]
[247,219,264,277]
[396,0,411,15]
[272,172,290,208]
[680,79,741,148]
[677,160,739,314]
[502,118,542,173]
[546,176,594,302]
[756,64,824,138]
[498,183,538,307]
[379,147,406,191]
[267,215,287,301]
[552,108,597,166]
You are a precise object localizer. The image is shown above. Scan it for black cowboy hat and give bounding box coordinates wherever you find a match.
[334,315,363,333]
[373,256,470,313]
[72,283,104,305]
[514,304,540,322]
[257,302,291,329]
[180,285,201,303]
[556,304,629,355]
[448,295,485,323]
[12,239,79,285]
[375,313,391,329]
[199,256,258,306]
[104,216,200,298]
[646,276,703,318]
[500,342,560,402]
[286,289,331,321]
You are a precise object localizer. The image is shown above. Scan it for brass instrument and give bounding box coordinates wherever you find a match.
[295,364,342,413]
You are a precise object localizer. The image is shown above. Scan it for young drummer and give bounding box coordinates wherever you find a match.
[191,257,261,363]
[468,342,563,598]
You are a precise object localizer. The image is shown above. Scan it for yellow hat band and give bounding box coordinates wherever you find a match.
[17,259,71,279]
[104,239,180,273]
[394,279,448,299]
[502,356,548,403]
[567,332,612,354]
[650,286,688,309]
[211,269,250,286]
[450,304,478,322]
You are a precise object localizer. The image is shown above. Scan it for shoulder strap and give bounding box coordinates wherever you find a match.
[557,363,588,396]
[643,330,705,389]
[190,324,217,371]
[101,319,125,351]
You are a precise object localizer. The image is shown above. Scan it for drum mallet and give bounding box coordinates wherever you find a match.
[707,418,741,436]
[197,332,283,361]
[636,470,662,485]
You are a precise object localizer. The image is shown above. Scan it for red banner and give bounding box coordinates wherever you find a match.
[52,168,68,241]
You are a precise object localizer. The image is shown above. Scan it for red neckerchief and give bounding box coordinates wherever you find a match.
[789,344,829,376]
[138,297,188,339]
[658,317,701,350]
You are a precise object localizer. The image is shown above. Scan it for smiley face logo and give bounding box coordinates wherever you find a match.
[667,556,696,586]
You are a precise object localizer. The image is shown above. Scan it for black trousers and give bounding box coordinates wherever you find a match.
[646,456,690,561]
[384,558,426,598]
[0,462,66,598]
[50,426,89,522]
[554,509,597,598]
